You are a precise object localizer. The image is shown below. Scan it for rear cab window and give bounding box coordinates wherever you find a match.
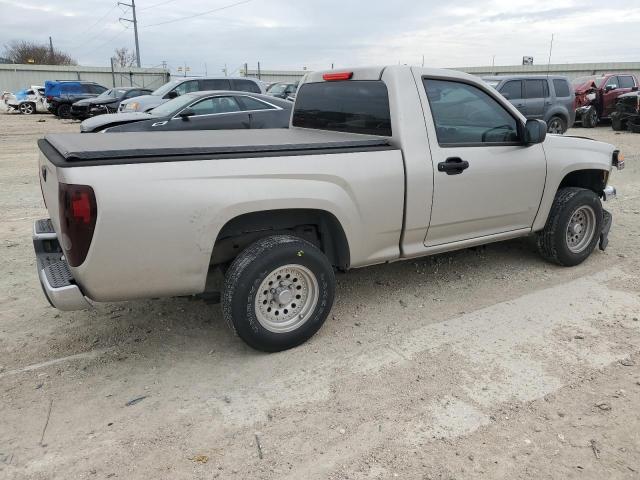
[292,80,392,136]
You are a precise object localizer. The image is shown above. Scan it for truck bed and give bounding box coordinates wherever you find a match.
[39,128,394,167]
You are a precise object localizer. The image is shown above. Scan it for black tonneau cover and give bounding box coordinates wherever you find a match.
[42,128,393,166]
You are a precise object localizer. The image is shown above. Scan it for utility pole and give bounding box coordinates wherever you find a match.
[48,37,54,63]
[110,57,116,87]
[257,61,261,80]
[119,0,141,67]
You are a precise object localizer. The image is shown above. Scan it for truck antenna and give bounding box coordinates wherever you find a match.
[546,33,554,79]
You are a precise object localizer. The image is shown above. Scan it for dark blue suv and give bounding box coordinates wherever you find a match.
[45,80,108,118]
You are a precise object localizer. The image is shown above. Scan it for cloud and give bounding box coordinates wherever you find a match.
[0,0,638,74]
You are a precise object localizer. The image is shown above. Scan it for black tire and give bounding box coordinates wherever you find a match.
[629,117,640,134]
[582,107,598,128]
[547,116,567,134]
[56,103,72,119]
[611,112,625,131]
[222,235,335,352]
[536,187,603,267]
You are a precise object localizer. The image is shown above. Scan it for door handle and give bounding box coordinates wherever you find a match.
[438,157,469,175]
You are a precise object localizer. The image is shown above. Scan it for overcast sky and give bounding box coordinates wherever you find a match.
[1,0,639,75]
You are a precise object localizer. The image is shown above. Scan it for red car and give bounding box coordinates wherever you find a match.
[573,73,638,127]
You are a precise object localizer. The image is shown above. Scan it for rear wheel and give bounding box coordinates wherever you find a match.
[582,107,598,128]
[222,235,335,352]
[19,102,35,114]
[56,103,72,119]
[547,116,567,134]
[536,187,603,266]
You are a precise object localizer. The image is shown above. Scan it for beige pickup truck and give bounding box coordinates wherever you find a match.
[34,66,623,351]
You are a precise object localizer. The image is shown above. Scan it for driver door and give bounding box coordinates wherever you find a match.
[418,76,546,246]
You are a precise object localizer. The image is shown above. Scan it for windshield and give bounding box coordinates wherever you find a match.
[268,83,288,94]
[573,75,605,87]
[97,88,127,99]
[149,94,196,116]
[483,79,501,88]
[151,80,183,97]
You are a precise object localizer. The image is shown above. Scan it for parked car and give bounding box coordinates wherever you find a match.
[34,65,622,352]
[573,73,639,128]
[266,82,298,100]
[80,91,292,133]
[70,87,152,120]
[4,85,48,114]
[45,80,108,118]
[483,75,574,133]
[611,90,640,132]
[119,77,265,113]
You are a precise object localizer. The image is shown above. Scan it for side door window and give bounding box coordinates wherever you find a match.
[618,76,635,89]
[423,79,519,145]
[552,79,570,97]
[200,79,231,91]
[605,76,619,90]
[188,96,241,116]
[173,80,200,96]
[237,96,274,111]
[232,79,261,93]
[499,80,525,114]
[523,80,547,118]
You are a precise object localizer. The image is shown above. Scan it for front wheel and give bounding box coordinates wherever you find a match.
[536,187,603,266]
[222,235,335,352]
[582,107,598,128]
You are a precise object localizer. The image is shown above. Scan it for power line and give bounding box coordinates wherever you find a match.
[77,26,130,56]
[142,0,255,28]
[66,3,119,49]
[138,0,180,11]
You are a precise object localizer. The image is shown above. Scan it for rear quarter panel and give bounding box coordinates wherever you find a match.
[61,150,405,301]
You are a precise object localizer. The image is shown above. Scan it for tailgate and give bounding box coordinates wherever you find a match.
[38,149,61,233]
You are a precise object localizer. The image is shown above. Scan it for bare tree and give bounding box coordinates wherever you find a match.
[3,40,76,65]
[113,47,137,68]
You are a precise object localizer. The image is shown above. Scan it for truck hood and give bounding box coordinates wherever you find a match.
[544,133,615,167]
[74,97,116,107]
[119,94,164,112]
[573,80,598,95]
[80,112,152,132]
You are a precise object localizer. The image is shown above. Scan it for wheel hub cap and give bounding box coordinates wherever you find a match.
[566,206,596,253]
[254,264,319,333]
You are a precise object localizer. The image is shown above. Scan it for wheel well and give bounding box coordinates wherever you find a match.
[559,169,607,196]
[211,209,350,269]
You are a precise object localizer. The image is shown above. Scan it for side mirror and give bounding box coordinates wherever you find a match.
[605,85,616,92]
[524,119,547,144]
[632,86,638,92]
[166,91,178,99]
[179,108,194,120]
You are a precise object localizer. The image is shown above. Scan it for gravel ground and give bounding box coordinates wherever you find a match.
[1,111,639,480]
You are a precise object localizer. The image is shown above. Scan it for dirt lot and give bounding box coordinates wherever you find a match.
[1,110,639,480]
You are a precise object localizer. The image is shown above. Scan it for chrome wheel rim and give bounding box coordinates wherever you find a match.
[254,264,319,333]
[548,118,562,134]
[566,205,596,253]
[20,103,33,114]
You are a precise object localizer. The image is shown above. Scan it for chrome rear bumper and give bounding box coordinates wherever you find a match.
[33,219,91,311]
[603,185,616,201]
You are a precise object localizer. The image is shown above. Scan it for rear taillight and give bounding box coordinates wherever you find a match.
[46,95,53,101]
[58,183,97,267]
